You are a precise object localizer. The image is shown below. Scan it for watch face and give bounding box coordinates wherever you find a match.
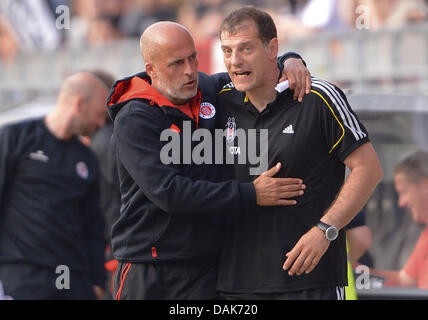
[326,226,338,240]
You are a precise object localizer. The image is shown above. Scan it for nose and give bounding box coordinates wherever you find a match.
[398,195,408,208]
[231,50,243,67]
[184,58,197,76]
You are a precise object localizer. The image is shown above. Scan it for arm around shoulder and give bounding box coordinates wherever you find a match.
[114,104,256,215]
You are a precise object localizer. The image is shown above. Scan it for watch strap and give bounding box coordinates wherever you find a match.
[316,221,330,232]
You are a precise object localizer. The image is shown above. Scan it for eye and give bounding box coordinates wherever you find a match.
[222,48,232,56]
[169,59,184,67]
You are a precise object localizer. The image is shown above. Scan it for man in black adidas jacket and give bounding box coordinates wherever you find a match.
[215,7,383,299]
[107,21,310,300]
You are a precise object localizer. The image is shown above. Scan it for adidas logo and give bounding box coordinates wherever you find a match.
[282,125,294,134]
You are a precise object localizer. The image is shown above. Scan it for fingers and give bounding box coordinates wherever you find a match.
[276,182,305,198]
[276,199,298,206]
[271,179,305,206]
[274,178,304,186]
[278,73,287,83]
[293,69,311,102]
[297,70,308,102]
[278,189,304,200]
[282,58,312,102]
[283,245,314,276]
[303,255,321,275]
[263,190,304,207]
[255,163,305,206]
[285,249,320,276]
[263,177,305,206]
[288,70,309,102]
[305,71,312,94]
[287,73,296,90]
[261,162,281,177]
[295,254,317,276]
[292,72,303,102]
[283,228,330,276]
[283,248,299,273]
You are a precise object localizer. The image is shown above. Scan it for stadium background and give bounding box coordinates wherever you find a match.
[1,0,428,299]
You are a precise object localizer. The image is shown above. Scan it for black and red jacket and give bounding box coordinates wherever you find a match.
[107,72,256,264]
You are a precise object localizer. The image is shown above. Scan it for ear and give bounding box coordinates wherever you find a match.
[268,37,279,60]
[73,96,85,115]
[145,63,156,79]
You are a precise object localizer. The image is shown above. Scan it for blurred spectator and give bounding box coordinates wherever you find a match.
[0,16,18,64]
[346,208,374,267]
[369,150,428,289]
[0,71,109,299]
[118,0,178,38]
[0,0,61,53]
[2,0,426,59]
[300,0,352,31]
[100,0,131,24]
[270,0,356,44]
[355,0,427,31]
[45,0,71,18]
[86,16,123,47]
[192,8,226,74]
[66,0,104,49]
[178,1,241,74]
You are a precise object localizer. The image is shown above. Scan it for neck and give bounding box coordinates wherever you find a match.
[246,66,279,112]
[44,107,74,140]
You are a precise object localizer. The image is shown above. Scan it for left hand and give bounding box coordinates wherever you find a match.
[282,226,330,276]
[280,58,311,102]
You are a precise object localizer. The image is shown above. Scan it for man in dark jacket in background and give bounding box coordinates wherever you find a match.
[107,21,310,300]
[0,71,108,299]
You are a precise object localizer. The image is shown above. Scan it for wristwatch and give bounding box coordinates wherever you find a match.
[316,221,339,241]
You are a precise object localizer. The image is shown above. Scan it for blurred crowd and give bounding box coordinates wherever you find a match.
[0,0,427,65]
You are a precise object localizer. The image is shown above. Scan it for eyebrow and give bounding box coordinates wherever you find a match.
[168,51,197,67]
[221,40,255,49]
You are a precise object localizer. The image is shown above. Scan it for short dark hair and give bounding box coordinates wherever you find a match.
[90,69,115,90]
[394,150,428,183]
[219,6,277,46]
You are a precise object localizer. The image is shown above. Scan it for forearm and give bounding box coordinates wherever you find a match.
[321,144,383,230]
[116,109,257,215]
[322,168,379,230]
[369,269,417,287]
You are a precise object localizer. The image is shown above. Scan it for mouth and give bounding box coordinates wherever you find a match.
[184,80,197,87]
[233,71,252,79]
